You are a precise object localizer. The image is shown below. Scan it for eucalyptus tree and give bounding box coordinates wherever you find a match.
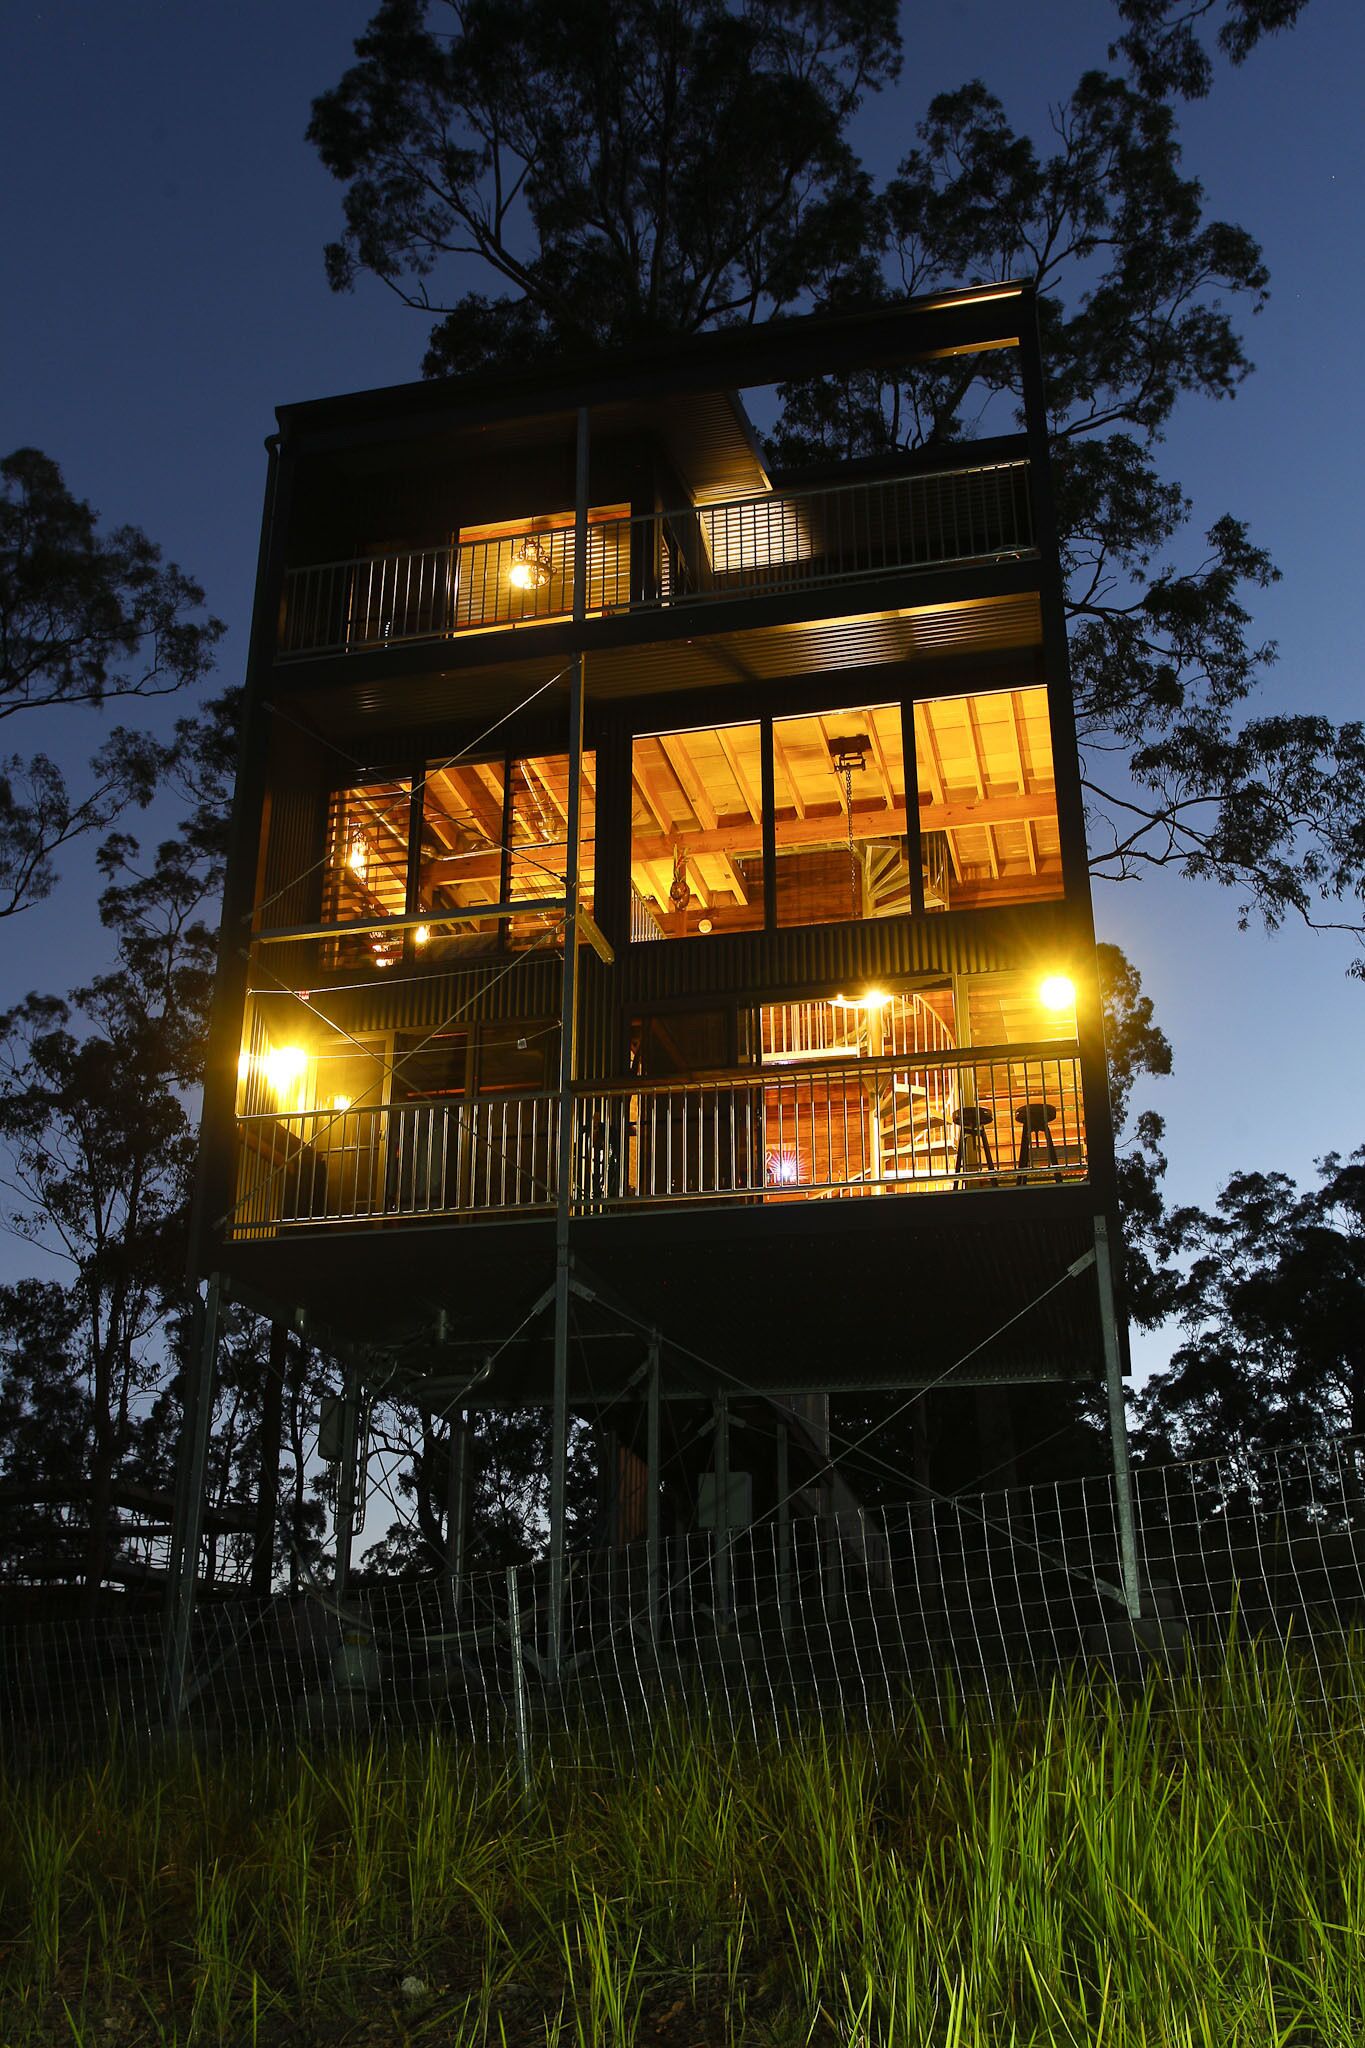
[0,448,223,918]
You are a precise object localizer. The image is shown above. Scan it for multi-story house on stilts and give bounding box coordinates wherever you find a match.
[169,283,1139,1706]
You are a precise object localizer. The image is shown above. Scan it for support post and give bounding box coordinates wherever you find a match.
[506,1565,533,1797]
[250,1319,289,1597]
[548,404,590,1682]
[713,1393,732,1626]
[162,1274,223,1725]
[1095,1214,1142,1620]
[333,1357,361,1610]
[443,1406,469,1619]
[776,1421,792,1632]
[646,1337,661,1644]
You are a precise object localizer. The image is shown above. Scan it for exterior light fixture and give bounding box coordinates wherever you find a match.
[262,1045,308,1099]
[347,831,369,876]
[507,537,553,590]
[414,924,430,947]
[1039,974,1075,1012]
[332,1095,352,1113]
[697,916,714,934]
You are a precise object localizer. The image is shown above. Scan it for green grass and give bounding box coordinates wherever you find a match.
[2,1637,1364,2045]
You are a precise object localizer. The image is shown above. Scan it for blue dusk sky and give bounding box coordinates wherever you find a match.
[1,1,1361,1388]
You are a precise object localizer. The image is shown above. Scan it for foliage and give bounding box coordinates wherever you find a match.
[1111,0,1312,99]
[307,0,899,373]
[308,1,1365,975]
[0,449,223,917]
[1137,1147,1365,1464]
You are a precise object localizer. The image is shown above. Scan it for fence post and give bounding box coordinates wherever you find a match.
[506,1566,532,1797]
[776,1422,792,1632]
[443,1406,468,1620]
[1095,1214,1142,1621]
[646,1338,661,1645]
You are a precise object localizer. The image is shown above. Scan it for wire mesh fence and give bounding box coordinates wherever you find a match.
[4,1433,1364,1767]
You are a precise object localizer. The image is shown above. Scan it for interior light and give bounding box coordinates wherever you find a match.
[508,537,552,590]
[414,924,430,947]
[1040,974,1076,1012]
[347,832,369,875]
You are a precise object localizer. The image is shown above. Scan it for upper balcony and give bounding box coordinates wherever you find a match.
[276,454,1035,665]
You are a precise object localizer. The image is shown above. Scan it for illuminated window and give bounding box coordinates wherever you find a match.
[631,723,764,939]
[773,704,909,927]
[320,779,412,968]
[506,751,595,950]
[914,687,1063,910]
[454,506,630,629]
[415,758,507,962]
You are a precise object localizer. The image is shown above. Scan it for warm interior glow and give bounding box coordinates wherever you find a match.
[347,833,368,874]
[1039,974,1076,1012]
[332,1095,352,1112]
[414,924,430,947]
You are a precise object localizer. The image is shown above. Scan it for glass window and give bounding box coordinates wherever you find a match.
[631,723,764,939]
[914,686,1063,910]
[320,779,411,968]
[414,759,506,962]
[506,750,595,950]
[773,704,908,927]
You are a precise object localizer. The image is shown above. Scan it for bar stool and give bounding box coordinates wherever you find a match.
[1015,1101,1061,1181]
[954,1104,995,1184]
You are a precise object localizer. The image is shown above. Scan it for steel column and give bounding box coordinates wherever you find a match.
[714,1393,732,1625]
[548,404,591,1680]
[162,1274,223,1725]
[444,1406,469,1618]
[1095,1214,1142,1619]
[332,1357,362,1609]
[646,1337,661,1643]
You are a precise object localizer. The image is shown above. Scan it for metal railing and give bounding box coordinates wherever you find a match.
[277,460,1033,658]
[228,1045,1083,1238]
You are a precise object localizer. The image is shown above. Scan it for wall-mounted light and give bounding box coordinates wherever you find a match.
[508,537,553,590]
[262,1045,308,1106]
[414,924,430,947]
[1039,974,1076,1012]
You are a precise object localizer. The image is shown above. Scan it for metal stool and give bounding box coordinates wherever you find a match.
[1015,1101,1061,1181]
[954,1104,995,1183]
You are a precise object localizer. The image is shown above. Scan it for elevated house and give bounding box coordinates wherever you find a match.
[175,283,1139,1687]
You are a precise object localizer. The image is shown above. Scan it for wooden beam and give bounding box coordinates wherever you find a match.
[716,727,763,822]
[772,726,807,817]
[632,791,1053,863]
[660,733,717,829]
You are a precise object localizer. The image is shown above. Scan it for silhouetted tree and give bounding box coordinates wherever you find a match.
[0,448,223,917]
[1136,1149,1365,1467]
[308,0,1365,976]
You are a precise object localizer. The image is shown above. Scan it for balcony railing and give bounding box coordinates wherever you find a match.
[228,1044,1083,1239]
[277,460,1034,660]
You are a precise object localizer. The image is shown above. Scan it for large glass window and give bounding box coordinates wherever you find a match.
[914,686,1063,910]
[773,703,909,927]
[415,758,506,961]
[631,723,763,938]
[320,779,411,968]
[506,751,595,949]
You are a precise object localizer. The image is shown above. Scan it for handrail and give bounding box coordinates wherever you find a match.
[277,459,1035,658]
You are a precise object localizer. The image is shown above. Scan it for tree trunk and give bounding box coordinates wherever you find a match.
[80,1422,117,1618]
[251,1322,289,1596]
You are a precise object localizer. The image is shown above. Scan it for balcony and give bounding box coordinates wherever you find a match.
[277,460,1034,661]
[227,1043,1084,1240]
